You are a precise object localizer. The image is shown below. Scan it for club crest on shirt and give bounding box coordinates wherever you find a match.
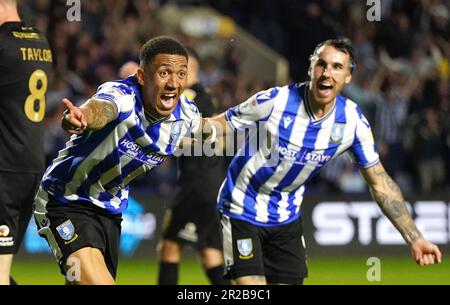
[169,121,184,143]
[56,220,77,243]
[330,123,345,144]
[237,238,254,259]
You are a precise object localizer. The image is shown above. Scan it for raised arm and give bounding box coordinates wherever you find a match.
[61,98,117,134]
[201,113,229,141]
[360,163,442,266]
[200,88,277,142]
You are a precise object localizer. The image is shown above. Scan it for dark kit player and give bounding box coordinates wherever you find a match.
[0,0,52,285]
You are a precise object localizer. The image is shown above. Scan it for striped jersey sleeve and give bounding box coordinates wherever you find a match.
[225,87,277,131]
[348,109,380,168]
[92,82,136,117]
[187,100,201,134]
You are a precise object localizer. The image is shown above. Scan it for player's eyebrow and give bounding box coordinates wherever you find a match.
[316,58,345,68]
[159,63,187,68]
[156,64,188,72]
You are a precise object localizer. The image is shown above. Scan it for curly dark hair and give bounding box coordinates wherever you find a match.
[140,36,188,68]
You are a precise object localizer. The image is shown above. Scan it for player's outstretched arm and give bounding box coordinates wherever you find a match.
[360,163,442,266]
[201,113,229,141]
[61,98,117,134]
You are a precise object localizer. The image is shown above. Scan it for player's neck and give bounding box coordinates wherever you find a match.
[0,8,21,25]
[307,90,335,119]
[145,106,161,120]
[144,105,169,123]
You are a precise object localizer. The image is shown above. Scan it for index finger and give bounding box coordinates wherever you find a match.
[62,98,76,111]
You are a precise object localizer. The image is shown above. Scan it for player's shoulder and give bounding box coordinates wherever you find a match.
[337,94,371,127]
[93,78,138,111]
[255,82,308,103]
[0,21,23,33]
[179,94,200,117]
[176,95,200,130]
[0,22,48,41]
[97,78,136,96]
[255,87,285,104]
[337,94,362,114]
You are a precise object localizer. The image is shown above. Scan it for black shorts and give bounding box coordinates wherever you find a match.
[0,171,41,255]
[163,189,222,251]
[33,188,122,278]
[221,214,308,284]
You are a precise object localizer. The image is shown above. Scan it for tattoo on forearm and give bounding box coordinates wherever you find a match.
[389,200,404,218]
[385,174,401,193]
[405,228,422,243]
[370,166,423,244]
[85,101,116,130]
[374,191,403,219]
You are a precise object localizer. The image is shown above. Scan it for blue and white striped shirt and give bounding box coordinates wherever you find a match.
[217,82,379,226]
[38,76,200,214]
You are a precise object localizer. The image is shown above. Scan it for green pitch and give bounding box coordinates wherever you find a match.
[11,255,450,285]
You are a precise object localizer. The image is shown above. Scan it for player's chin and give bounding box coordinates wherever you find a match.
[156,104,177,117]
[314,95,334,105]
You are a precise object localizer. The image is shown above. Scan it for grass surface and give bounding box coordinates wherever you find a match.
[11,255,450,285]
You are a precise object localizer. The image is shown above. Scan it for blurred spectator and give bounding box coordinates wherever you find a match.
[118,61,139,78]
[411,108,446,194]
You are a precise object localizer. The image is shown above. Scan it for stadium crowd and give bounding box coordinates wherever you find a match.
[22,0,449,196]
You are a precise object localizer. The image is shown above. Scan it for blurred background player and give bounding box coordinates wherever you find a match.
[118,61,140,79]
[0,0,52,285]
[157,48,229,285]
[204,39,442,285]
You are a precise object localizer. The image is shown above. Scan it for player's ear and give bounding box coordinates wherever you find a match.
[307,54,314,78]
[344,73,352,84]
[136,68,145,85]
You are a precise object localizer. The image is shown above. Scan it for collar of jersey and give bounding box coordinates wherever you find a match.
[144,109,170,125]
[304,83,336,125]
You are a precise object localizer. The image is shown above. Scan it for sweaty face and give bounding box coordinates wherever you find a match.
[308,45,352,106]
[139,54,188,118]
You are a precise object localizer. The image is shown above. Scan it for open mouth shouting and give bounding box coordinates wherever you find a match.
[159,92,178,110]
[317,81,334,98]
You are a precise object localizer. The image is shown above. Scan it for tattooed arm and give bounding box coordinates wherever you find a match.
[361,163,442,266]
[61,98,117,134]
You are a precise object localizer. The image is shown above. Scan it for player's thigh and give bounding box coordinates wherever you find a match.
[159,239,183,262]
[221,214,265,281]
[197,205,222,249]
[163,191,205,245]
[0,172,37,254]
[263,218,307,284]
[34,192,121,280]
[0,254,13,280]
[199,247,225,270]
[16,173,41,250]
[66,247,114,285]
[198,213,224,268]
[99,212,122,280]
